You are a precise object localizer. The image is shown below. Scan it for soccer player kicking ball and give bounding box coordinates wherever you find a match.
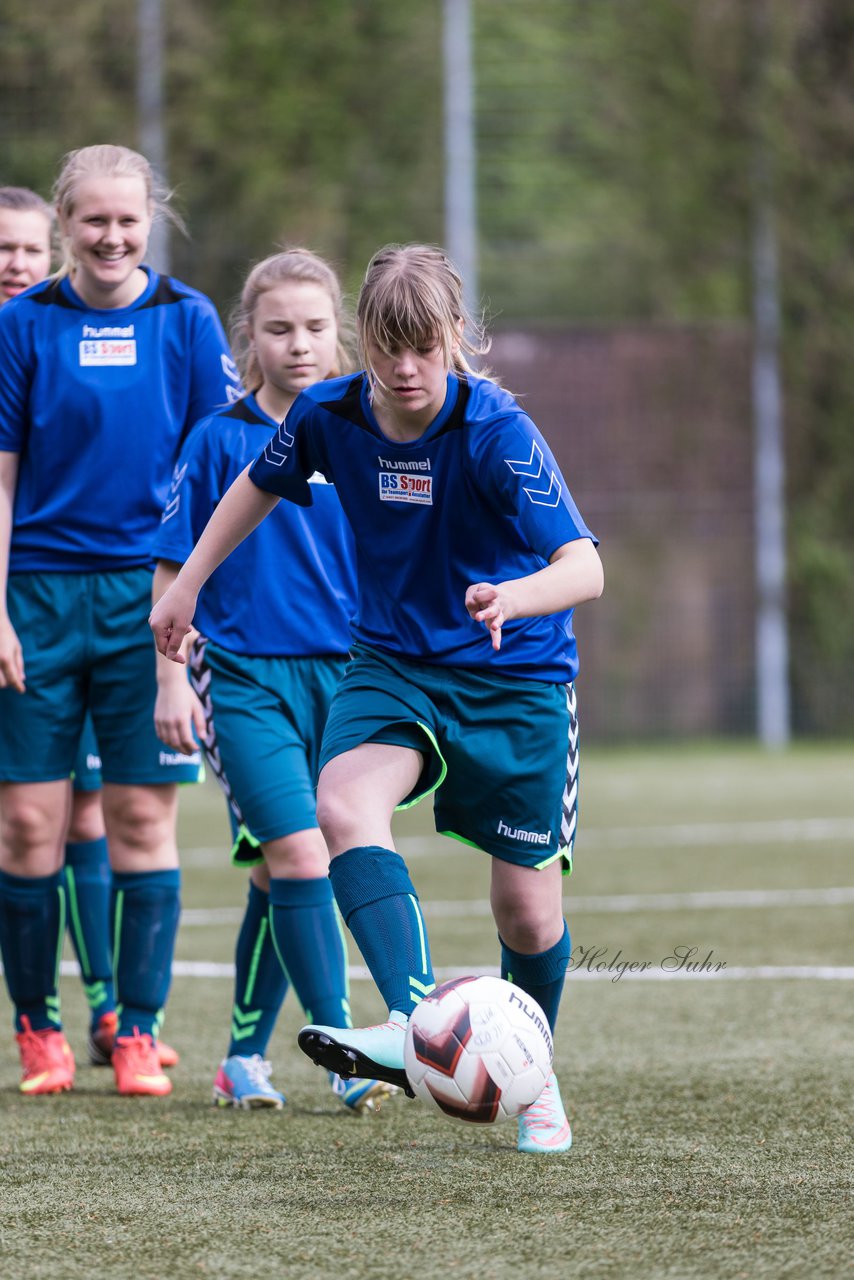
[150,243,603,1153]
[152,249,393,1115]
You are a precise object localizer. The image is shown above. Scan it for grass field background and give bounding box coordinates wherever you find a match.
[1,744,852,1279]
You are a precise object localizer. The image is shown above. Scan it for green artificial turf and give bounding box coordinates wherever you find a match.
[1,745,851,1279]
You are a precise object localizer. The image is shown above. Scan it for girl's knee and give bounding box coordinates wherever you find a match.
[102,785,177,854]
[314,791,349,847]
[0,793,66,872]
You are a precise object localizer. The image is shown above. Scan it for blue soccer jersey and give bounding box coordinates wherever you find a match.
[0,268,240,572]
[154,393,356,657]
[249,372,596,682]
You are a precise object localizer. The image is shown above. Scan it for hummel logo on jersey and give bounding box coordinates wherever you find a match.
[504,441,562,508]
[79,323,136,366]
[377,456,431,471]
[82,324,134,338]
[497,818,551,845]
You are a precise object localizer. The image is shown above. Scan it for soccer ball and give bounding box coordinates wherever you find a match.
[403,975,553,1124]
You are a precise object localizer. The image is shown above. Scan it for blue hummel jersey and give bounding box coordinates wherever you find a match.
[154,393,356,657]
[0,268,240,572]
[249,371,596,682]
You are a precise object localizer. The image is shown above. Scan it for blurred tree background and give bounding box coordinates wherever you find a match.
[1,0,852,736]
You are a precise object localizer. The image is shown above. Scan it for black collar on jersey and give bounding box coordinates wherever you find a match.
[30,277,77,309]
[219,394,268,426]
[28,271,188,312]
[317,371,472,442]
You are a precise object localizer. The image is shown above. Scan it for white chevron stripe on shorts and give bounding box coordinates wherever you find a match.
[189,636,245,832]
[559,681,579,852]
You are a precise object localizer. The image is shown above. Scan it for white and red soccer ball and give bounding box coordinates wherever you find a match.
[403,975,553,1124]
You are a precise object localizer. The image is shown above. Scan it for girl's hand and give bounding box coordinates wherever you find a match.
[154,674,206,755]
[150,583,198,661]
[466,581,513,652]
[0,614,25,692]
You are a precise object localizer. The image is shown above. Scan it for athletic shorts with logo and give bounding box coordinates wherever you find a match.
[190,638,348,866]
[0,570,201,784]
[71,714,103,793]
[319,644,580,871]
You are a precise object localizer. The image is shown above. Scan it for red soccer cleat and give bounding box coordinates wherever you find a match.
[156,1039,180,1068]
[16,1017,75,1095]
[89,1011,178,1069]
[112,1028,173,1096]
[88,1010,119,1066]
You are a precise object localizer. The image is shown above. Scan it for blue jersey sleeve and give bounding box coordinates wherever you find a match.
[183,297,242,432]
[153,417,226,564]
[248,392,329,506]
[467,408,596,562]
[0,301,33,452]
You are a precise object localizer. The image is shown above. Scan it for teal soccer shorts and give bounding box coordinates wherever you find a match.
[0,570,201,785]
[71,714,103,793]
[190,638,348,867]
[319,644,580,871]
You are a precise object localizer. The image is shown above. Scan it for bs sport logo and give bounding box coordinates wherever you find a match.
[377,456,433,505]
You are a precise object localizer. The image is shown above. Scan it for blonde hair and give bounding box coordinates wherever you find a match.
[230,248,352,392]
[0,186,54,226]
[52,144,182,274]
[356,244,490,383]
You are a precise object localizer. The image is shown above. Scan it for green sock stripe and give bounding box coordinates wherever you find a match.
[407,893,429,976]
[83,979,109,1011]
[64,866,93,979]
[54,883,67,995]
[242,917,269,1007]
[267,907,300,1015]
[332,903,353,1026]
[231,1019,263,1042]
[45,993,61,1026]
[409,977,435,1006]
[230,1005,262,1042]
[231,1006,262,1028]
[409,977,435,996]
[112,889,124,975]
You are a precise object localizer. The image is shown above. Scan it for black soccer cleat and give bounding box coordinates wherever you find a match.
[297,1021,414,1098]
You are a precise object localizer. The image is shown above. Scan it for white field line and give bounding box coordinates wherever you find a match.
[179,815,854,868]
[48,959,854,982]
[577,816,854,850]
[178,884,854,928]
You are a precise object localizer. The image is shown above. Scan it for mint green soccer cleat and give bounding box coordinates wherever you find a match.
[328,1071,399,1113]
[517,1073,573,1154]
[298,1011,412,1096]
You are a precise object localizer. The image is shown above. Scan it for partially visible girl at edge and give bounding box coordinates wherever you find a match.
[150,243,603,1154]
[0,145,239,1098]
[0,184,178,1075]
[152,249,393,1114]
